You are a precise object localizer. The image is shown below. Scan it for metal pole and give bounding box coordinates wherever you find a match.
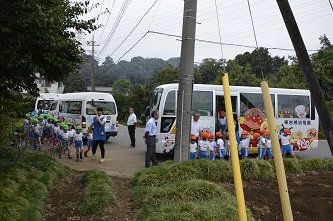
[261,81,294,221]
[222,73,247,221]
[174,0,198,162]
[91,35,96,92]
[276,0,333,156]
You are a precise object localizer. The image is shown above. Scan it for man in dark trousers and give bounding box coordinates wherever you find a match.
[127,107,137,148]
[143,110,159,168]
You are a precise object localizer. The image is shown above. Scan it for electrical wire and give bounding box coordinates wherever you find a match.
[329,0,333,11]
[149,0,162,30]
[108,0,159,57]
[97,0,116,42]
[214,0,225,71]
[246,0,264,79]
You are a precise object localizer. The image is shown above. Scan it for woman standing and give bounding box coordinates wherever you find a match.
[92,107,107,163]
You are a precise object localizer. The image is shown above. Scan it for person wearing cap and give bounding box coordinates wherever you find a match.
[92,106,107,163]
[208,133,216,160]
[84,124,93,157]
[219,110,227,133]
[239,130,252,159]
[198,132,210,159]
[257,132,266,160]
[264,130,272,160]
[216,132,225,159]
[143,110,159,168]
[74,125,85,161]
[189,134,198,160]
[127,107,137,148]
[279,128,296,158]
[32,118,42,150]
[51,118,59,147]
[60,125,73,159]
[191,112,203,143]
[23,113,31,143]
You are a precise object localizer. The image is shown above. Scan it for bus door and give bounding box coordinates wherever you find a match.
[215,95,237,133]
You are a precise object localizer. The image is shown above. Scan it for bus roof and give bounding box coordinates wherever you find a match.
[154,83,310,95]
[57,92,115,101]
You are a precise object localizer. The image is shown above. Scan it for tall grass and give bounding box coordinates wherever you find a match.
[0,148,69,221]
[80,169,116,215]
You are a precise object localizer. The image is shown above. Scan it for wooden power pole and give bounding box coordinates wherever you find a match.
[87,35,99,92]
[174,0,198,162]
[276,0,333,156]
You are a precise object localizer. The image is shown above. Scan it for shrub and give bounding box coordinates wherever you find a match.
[283,158,303,173]
[133,179,229,208]
[207,160,233,182]
[256,160,275,181]
[300,158,333,171]
[240,159,260,180]
[80,169,116,215]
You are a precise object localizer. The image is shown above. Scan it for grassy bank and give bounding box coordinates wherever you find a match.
[80,169,116,215]
[0,148,69,221]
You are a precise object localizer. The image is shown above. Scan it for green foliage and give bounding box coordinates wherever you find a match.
[113,79,132,94]
[240,159,261,181]
[0,0,98,96]
[64,72,86,93]
[133,180,229,208]
[256,160,275,181]
[81,169,116,215]
[283,158,303,173]
[0,148,68,221]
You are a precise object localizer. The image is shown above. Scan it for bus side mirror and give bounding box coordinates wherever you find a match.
[144,106,150,118]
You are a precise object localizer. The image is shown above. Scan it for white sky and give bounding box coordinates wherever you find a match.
[78,0,333,64]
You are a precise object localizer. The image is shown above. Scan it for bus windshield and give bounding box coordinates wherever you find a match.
[36,100,54,110]
[150,90,163,111]
[86,101,116,115]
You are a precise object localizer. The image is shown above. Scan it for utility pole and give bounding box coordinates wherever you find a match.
[276,0,333,156]
[174,0,198,162]
[87,35,99,92]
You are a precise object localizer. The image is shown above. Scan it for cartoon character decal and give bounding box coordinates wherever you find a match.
[299,138,312,151]
[290,131,302,151]
[295,105,307,118]
[279,105,293,118]
[307,128,318,142]
[240,108,265,133]
[260,120,269,132]
[162,136,175,154]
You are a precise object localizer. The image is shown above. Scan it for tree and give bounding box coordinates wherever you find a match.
[199,58,223,84]
[64,72,86,93]
[319,34,333,50]
[0,0,97,97]
[152,64,179,86]
[113,79,132,94]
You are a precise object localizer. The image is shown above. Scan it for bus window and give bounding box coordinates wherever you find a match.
[150,90,163,111]
[240,93,275,117]
[60,101,70,113]
[68,101,82,114]
[163,90,176,115]
[278,95,310,118]
[193,91,213,116]
[50,101,58,111]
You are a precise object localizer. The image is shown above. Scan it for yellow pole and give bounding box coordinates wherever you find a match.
[261,81,294,221]
[222,73,247,221]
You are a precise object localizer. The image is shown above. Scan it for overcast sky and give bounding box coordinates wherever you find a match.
[79,0,333,64]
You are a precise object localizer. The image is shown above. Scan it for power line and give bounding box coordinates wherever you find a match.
[246,0,264,79]
[98,0,131,56]
[109,0,159,57]
[97,0,115,42]
[329,0,333,11]
[214,0,225,71]
[149,0,162,30]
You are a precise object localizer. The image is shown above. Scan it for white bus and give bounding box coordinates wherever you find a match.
[49,92,118,140]
[147,84,319,154]
[35,93,61,113]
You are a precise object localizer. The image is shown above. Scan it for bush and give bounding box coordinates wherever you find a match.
[206,160,233,182]
[283,158,303,173]
[240,159,261,181]
[133,180,229,208]
[300,158,333,171]
[80,169,116,215]
[0,149,68,221]
[256,160,275,181]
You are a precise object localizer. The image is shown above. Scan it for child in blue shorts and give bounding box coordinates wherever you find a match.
[257,131,266,159]
[32,118,41,150]
[216,132,225,159]
[219,111,227,133]
[84,125,93,157]
[189,134,197,160]
[198,132,209,159]
[74,125,85,161]
[239,130,251,159]
[208,133,216,160]
[59,125,72,159]
[279,128,296,158]
[264,130,272,160]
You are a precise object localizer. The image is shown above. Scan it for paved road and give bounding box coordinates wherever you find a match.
[58,125,332,177]
[295,140,332,159]
[58,125,171,178]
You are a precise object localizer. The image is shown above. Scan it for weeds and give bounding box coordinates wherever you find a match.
[80,169,116,215]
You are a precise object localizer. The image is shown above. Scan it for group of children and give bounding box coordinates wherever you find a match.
[23,113,94,161]
[189,127,295,160]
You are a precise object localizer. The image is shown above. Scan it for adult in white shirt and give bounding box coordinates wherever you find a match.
[143,110,159,168]
[191,112,203,143]
[127,107,137,148]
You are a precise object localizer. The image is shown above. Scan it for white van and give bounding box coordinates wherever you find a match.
[49,92,118,140]
[35,93,61,113]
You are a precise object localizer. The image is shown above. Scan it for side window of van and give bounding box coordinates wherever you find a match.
[50,101,58,111]
[61,101,70,113]
[69,101,82,114]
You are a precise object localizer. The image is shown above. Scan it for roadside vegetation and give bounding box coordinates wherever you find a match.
[131,158,333,220]
[0,148,69,221]
[80,169,116,215]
